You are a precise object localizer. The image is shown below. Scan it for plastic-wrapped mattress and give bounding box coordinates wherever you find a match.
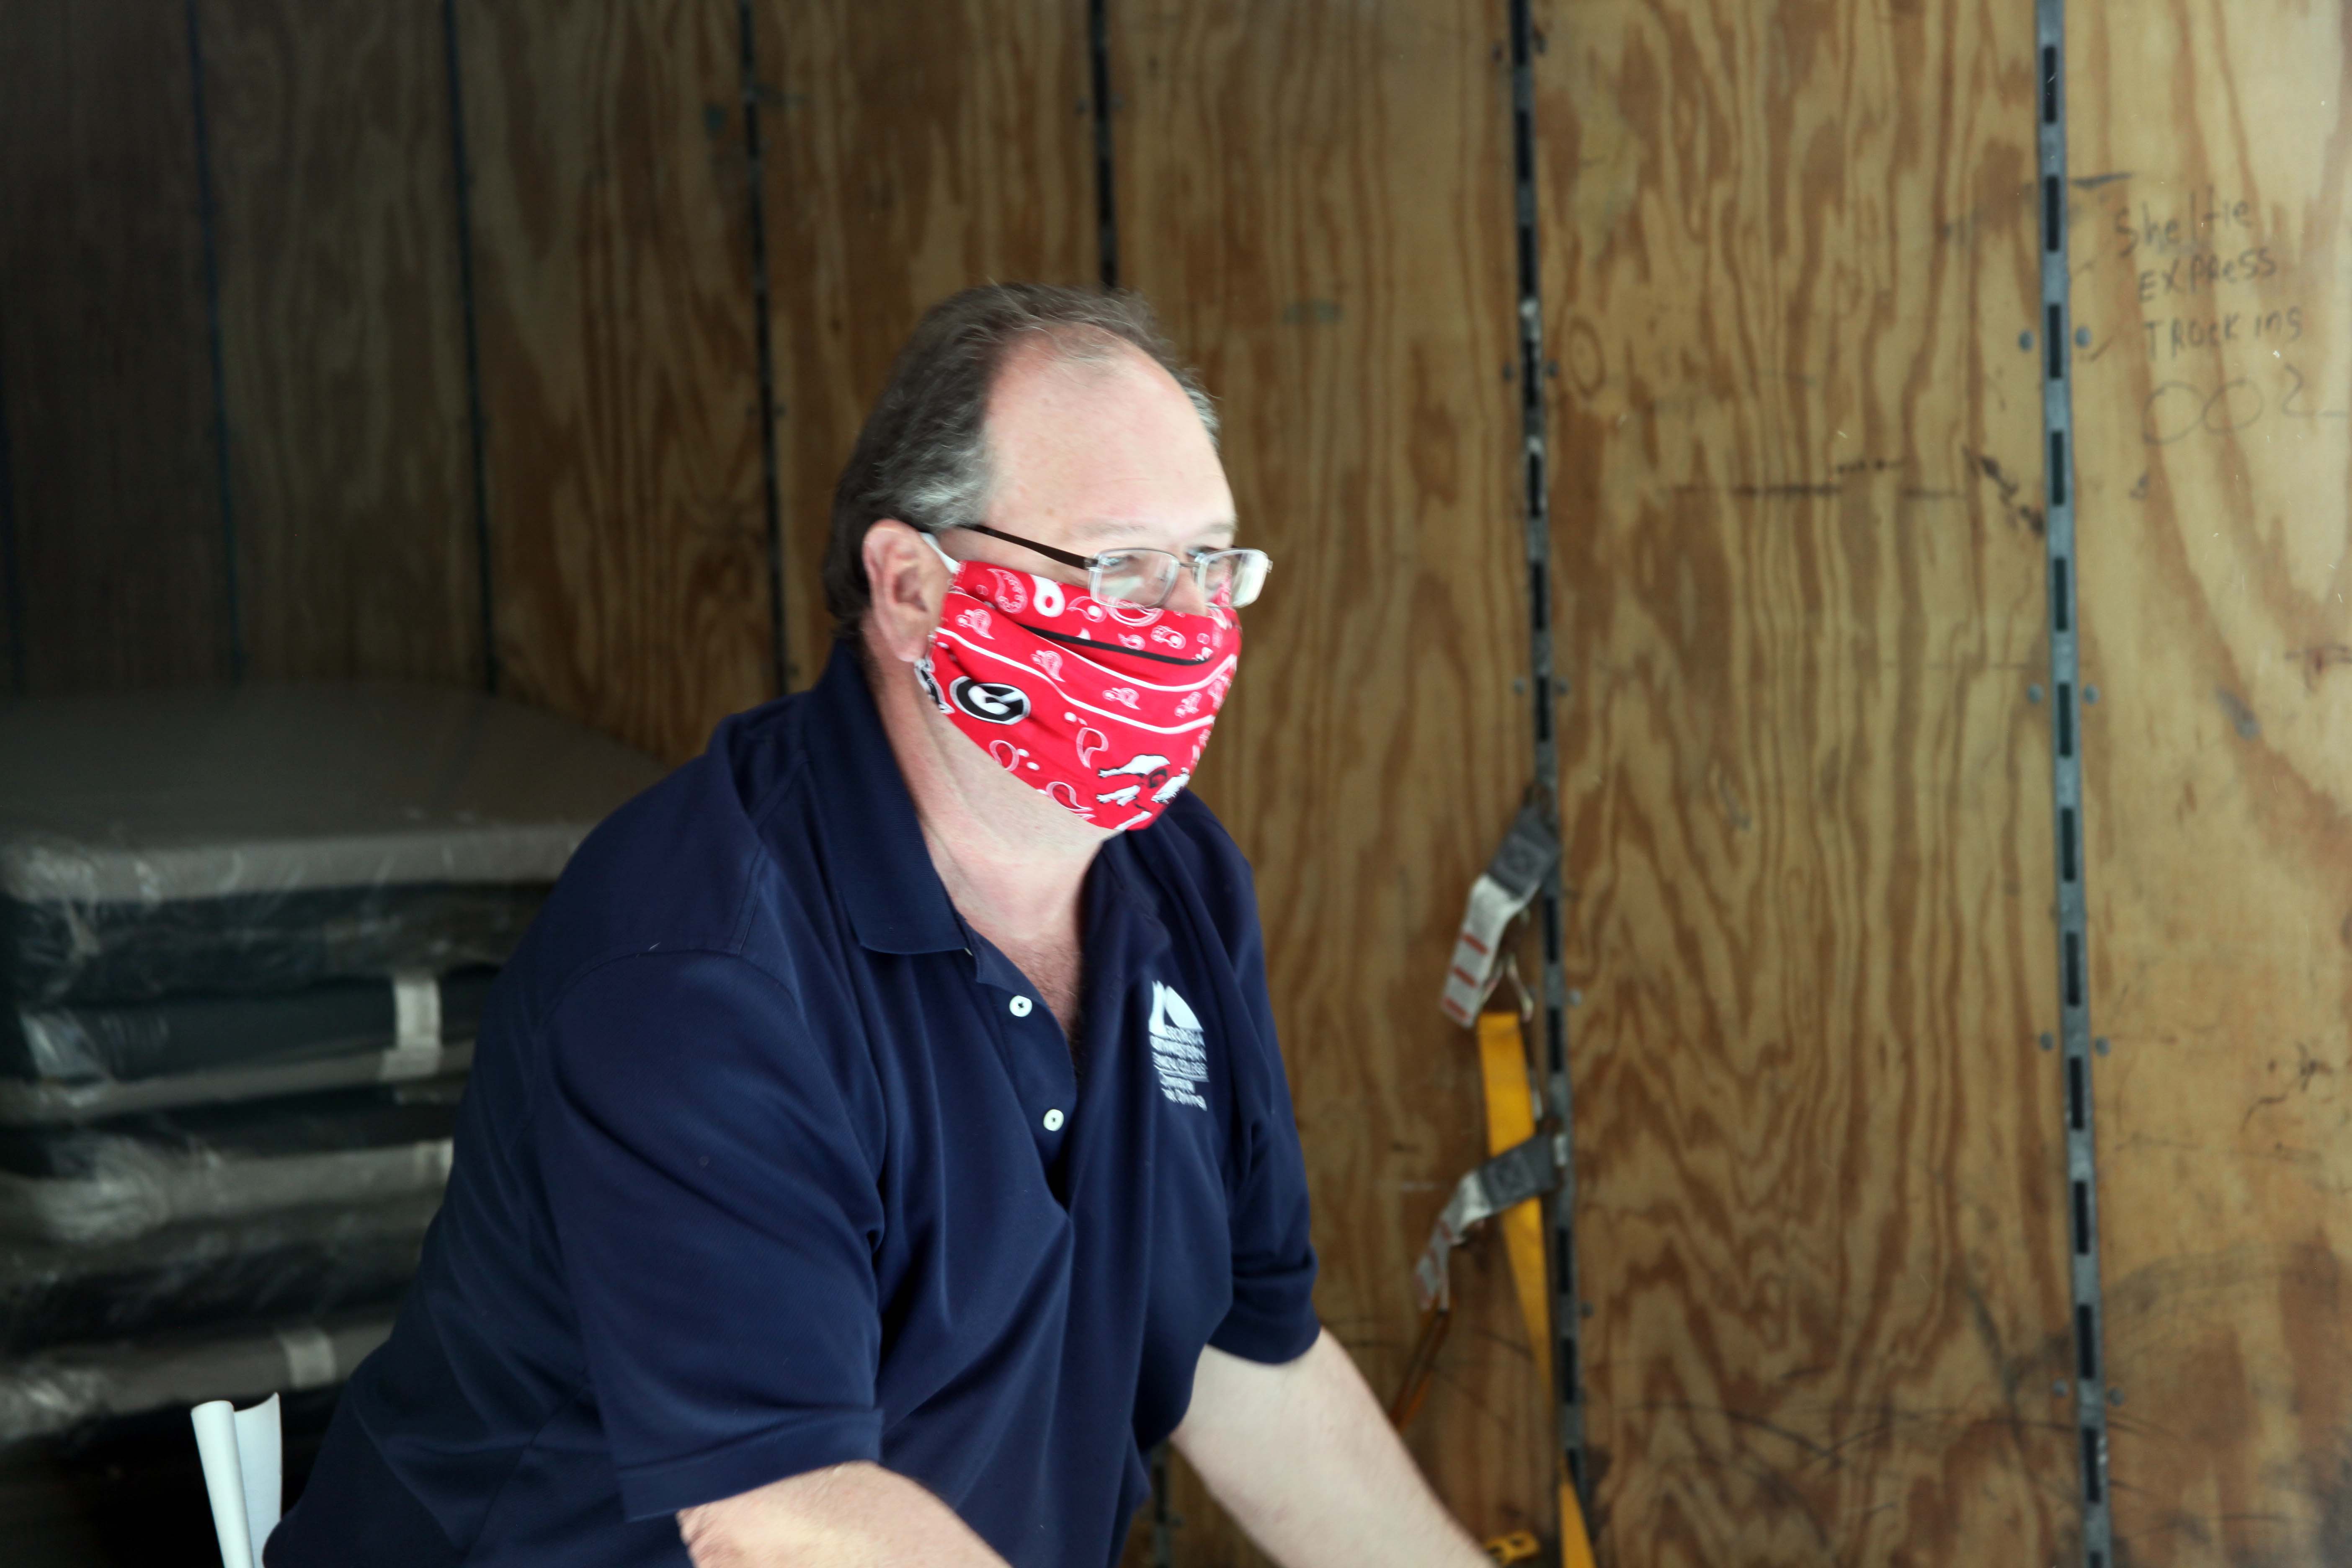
[0,1192,438,1355]
[0,1039,476,1127]
[0,966,490,1124]
[2,966,493,1083]
[0,1310,394,1445]
[0,1082,461,1246]
[0,684,664,1006]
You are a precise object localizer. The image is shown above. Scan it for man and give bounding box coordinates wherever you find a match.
[273,285,1488,1568]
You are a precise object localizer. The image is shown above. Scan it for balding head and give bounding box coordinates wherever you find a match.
[978,334,1230,566]
[825,285,1218,635]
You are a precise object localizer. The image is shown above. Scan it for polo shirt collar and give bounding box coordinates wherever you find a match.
[805,643,967,955]
[801,642,1172,964]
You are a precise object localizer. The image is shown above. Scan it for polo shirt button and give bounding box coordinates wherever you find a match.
[1042,1108,1066,1132]
[1008,995,1034,1018]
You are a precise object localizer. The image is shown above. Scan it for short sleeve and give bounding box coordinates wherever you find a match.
[1202,857,1320,1364]
[535,951,886,1519]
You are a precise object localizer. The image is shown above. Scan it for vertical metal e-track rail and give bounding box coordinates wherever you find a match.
[441,0,498,694]
[184,0,242,683]
[737,0,787,696]
[2034,10,2114,1564]
[0,355,22,696]
[1088,0,1119,291]
[1504,1,1589,1550]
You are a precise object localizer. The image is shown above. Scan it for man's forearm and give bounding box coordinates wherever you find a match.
[678,1460,1011,1568]
[1171,1331,1488,1568]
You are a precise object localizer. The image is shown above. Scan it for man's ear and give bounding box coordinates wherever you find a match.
[861,520,950,665]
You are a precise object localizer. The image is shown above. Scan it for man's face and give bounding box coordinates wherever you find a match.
[939,340,1237,614]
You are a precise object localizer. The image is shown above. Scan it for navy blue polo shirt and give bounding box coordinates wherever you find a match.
[270,643,1319,1568]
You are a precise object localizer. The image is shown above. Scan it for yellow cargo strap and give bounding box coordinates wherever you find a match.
[1475,1010,1598,1568]
[1475,1011,1548,1375]
[1484,1530,1540,1565]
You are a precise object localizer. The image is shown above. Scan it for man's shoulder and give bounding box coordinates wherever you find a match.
[512,696,825,1002]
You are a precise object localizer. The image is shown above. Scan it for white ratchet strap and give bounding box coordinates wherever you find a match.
[382,970,444,1081]
[1437,805,1560,1027]
[274,1326,341,1390]
[1411,1132,1567,1312]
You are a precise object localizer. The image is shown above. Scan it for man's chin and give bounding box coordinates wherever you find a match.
[919,706,1121,847]
[1001,770,1127,847]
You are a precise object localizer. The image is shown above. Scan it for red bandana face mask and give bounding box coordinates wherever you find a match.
[916,552,1240,833]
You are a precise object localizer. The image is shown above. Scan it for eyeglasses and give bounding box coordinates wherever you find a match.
[948,524,1270,611]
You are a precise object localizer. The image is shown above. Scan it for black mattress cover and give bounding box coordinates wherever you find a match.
[2,967,495,1083]
[0,1081,465,1177]
[0,1042,477,1127]
[0,1083,464,1248]
[0,1310,395,1445]
[0,1193,440,1355]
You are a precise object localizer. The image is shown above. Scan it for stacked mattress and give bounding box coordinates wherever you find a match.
[0,684,663,1442]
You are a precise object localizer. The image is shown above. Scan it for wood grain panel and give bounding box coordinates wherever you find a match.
[1535,0,2075,1560]
[459,0,769,761]
[2064,8,2352,1562]
[200,0,480,684]
[1116,3,1540,1558]
[0,0,230,691]
[755,0,1093,689]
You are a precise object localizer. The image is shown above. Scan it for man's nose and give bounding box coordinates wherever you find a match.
[1162,569,1211,617]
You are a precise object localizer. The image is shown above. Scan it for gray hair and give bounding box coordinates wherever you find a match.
[824,283,1217,634]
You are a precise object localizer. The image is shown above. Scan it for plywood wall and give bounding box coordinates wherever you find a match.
[200,0,481,684]
[1534,0,2077,1560]
[456,0,773,763]
[0,0,231,691]
[15,4,2352,1565]
[0,0,783,757]
[2064,7,2352,1563]
[756,0,1096,690]
[1116,1,1546,1558]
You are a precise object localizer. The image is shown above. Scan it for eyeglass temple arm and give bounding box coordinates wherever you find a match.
[959,524,1098,573]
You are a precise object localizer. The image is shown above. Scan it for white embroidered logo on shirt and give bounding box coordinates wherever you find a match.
[1148,982,1209,1110]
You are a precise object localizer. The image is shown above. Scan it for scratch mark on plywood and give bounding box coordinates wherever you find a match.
[2214,687,2262,739]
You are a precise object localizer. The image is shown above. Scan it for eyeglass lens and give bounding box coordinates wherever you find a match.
[1091,549,1269,611]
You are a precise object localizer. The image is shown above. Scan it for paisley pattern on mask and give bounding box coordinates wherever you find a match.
[918,559,1240,832]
